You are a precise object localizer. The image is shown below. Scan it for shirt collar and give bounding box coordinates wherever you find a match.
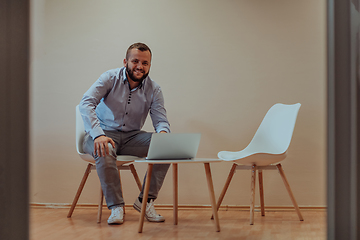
[122,67,144,90]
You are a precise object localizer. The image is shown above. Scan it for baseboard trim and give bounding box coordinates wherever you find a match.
[30,203,326,212]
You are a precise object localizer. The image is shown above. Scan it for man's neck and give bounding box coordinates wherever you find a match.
[128,79,140,90]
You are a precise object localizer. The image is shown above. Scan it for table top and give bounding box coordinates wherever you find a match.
[135,158,222,164]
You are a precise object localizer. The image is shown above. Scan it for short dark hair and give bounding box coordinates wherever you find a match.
[126,42,152,60]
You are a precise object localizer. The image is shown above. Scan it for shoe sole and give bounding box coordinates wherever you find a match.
[133,203,165,222]
[107,220,123,225]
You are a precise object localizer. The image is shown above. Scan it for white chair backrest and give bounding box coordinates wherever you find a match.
[244,103,301,155]
[76,105,86,154]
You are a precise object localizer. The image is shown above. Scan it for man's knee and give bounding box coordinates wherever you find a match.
[107,143,117,157]
[94,143,117,166]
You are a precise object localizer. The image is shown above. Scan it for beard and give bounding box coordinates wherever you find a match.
[126,64,149,83]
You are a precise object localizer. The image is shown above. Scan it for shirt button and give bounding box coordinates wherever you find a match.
[126,112,128,115]
[123,124,125,126]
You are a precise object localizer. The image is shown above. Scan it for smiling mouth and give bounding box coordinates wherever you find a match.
[134,69,144,74]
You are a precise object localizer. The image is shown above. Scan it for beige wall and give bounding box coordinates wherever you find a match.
[30,0,326,207]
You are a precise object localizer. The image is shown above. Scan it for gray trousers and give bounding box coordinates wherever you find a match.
[82,130,170,209]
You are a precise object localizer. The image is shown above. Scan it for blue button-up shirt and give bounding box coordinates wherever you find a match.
[79,67,170,139]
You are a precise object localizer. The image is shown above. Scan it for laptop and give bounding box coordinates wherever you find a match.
[146,133,201,160]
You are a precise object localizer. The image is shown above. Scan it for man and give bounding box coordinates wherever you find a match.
[79,42,170,225]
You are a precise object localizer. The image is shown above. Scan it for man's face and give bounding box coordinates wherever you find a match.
[124,49,151,83]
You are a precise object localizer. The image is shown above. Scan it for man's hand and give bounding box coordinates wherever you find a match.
[159,131,167,133]
[94,136,115,157]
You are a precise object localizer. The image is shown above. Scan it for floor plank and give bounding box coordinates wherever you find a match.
[30,207,326,240]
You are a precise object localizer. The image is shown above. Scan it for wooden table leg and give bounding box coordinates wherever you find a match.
[138,164,153,233]
[204,163,220,232]
[173,163,178,225]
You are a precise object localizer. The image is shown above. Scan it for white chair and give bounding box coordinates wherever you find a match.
[214,103,303,225]
[67,105,143,223]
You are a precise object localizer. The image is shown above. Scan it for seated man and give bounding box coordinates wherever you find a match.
[79,42,170,225]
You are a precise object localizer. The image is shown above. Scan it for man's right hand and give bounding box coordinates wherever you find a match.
[94,136,116,157]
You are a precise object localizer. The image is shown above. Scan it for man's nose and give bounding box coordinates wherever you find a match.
[136,63,143,70]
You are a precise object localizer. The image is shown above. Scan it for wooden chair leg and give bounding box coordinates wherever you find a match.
[250,164,257,225]
[118,170,125,215]
[211,163,237,219]
[97,186,104,223]
[67,163,92,218]
[129,163,143,191]
[258,170,265,216]
[276,164,304,221]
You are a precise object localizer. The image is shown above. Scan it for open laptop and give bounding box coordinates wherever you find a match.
[146,133,201,160]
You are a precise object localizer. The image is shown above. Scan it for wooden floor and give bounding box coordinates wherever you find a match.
[30,207,326,240]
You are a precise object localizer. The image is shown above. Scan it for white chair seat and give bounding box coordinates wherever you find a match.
[218,150,287,166]
[79,152,141,166]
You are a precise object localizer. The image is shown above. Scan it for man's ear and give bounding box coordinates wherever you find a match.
[123,58,127,67]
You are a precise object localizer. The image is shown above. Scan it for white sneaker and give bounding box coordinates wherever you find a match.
[107,206,124,225]
[133,198,165,222]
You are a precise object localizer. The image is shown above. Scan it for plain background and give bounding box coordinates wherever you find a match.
[30,0,326,207]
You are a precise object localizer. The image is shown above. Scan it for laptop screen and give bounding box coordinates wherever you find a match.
[146,133,201,160]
